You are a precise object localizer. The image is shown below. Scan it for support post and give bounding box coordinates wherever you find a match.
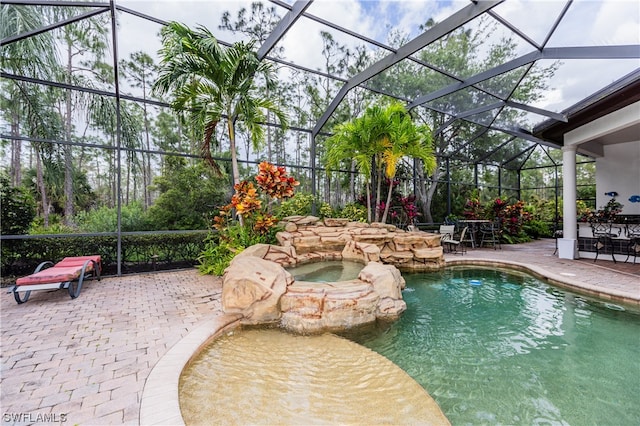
[558,145,578,259]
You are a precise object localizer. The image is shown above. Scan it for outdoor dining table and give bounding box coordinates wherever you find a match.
[457,219,491,248]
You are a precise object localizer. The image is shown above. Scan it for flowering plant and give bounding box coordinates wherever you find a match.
[490,198,508,218]
[579,198,623,223]
[398,195,419,223]
[463,197,482,219]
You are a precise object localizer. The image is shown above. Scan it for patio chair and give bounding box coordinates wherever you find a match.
[441,226,468,255]
[438,224,455,239]
[479,218,502,249]
[438,225,455,252]
[8,255,102,304]
[624,222,640,264]
[591,222,621,263]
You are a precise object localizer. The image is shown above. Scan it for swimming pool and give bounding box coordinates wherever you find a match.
[344,267,640,425]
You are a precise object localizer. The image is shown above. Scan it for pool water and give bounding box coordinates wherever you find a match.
[286,260,363,282]
[344,267,640,425]
[179,328,449,425]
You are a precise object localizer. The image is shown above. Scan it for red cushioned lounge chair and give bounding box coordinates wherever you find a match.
[8,255,101,304]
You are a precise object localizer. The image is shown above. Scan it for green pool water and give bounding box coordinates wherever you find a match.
[344,267,640,425]
[286,260,363,282]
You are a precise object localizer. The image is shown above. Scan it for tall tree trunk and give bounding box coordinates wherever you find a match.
[375,167,383,222]
[324,173,331,204]
[111,147,117,208]
[228,118,240,186]
[295,133,301,167]
[143,95,152,209]
[10,117,21,187]
[63,46,74,226]
[366,183,372,223]
[95,157,101,204]
[35,151,49,227]
[349,160,356,203]
[415,159,443,223]
[132,157,138,204]
[227,117,244,226]
[125,153,131,204]
[333,176,341,208]
[381,178,394,224]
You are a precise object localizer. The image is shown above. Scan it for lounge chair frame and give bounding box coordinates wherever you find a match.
[8,256,101,304]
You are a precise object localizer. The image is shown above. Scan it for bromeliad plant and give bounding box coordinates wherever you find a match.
[198,161,299,275]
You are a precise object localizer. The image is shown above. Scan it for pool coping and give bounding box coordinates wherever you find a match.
[139,314,242,425]
[139,259,638,425]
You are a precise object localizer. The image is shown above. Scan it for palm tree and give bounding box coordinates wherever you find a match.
[377,103,436,223]
[326,102,436,224]
[153,22,288,187]
[326,119,376,222]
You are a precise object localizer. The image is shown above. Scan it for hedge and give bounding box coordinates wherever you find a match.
[1,231,210,278]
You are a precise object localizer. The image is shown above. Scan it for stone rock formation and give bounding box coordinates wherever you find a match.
[221,217,445,333]
[276,216,444,271]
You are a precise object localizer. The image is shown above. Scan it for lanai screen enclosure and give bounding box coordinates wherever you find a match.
[1,0,639,274]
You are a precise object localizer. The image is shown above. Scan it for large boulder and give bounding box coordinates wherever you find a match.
[341,241,380,263]
[358,262,407,318]
[222,256,294,324]
[280,280,379,334]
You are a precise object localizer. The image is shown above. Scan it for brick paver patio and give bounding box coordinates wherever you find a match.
[1,271,222,425]
[1,239,638,425]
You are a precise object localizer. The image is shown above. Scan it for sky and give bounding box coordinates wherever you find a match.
[114,0,640,126]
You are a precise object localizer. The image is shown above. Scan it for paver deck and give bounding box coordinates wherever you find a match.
[1,239,638,425]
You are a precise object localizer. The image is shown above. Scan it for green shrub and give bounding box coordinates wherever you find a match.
[2,232,208,277]
[75,202,151,232]
[147,159,229,230]
[197,238,236,276]
[338,203,367,222]
[276,193,314,217]
[28,218,76,235]
[523,219,551,238]
[197,224,279,276]
[318,202,334,219]
[1,174,36,235]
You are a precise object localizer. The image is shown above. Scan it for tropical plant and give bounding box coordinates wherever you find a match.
[463,196,482,219]
[200,162,299,275]
[153,22,289,188]
[326,101,436,223]
[369,19,557,222]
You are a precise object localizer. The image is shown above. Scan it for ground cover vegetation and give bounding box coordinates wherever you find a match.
[1,3,594,275]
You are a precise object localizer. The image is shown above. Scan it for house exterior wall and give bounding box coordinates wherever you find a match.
[559,101,639,259]
[596,141,640,215]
